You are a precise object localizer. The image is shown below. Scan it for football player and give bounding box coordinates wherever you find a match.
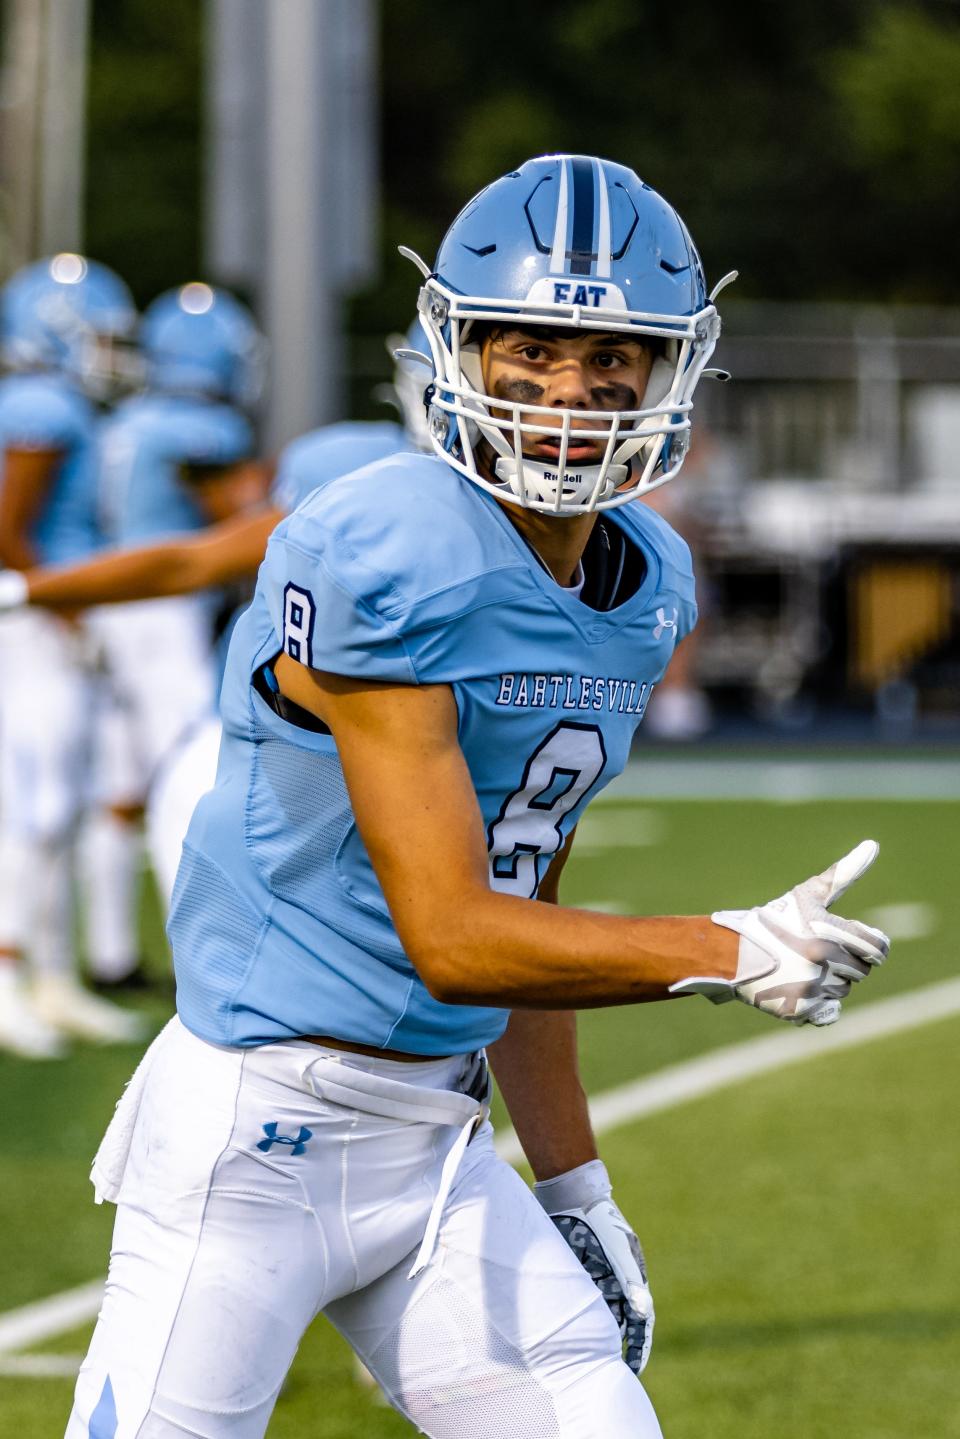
[0,319,427,622]
[0,254,145,1054]
[0,333,426,903]
[63,156,890,1438]
[83,282,263,985]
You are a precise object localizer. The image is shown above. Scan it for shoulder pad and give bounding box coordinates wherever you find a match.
[0,374,90,450]
[289,453,526,618]
[615,499,694,584]
[271,419,409,514]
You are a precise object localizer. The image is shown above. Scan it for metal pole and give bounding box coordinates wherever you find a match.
[855,306,900,491]
[264,0,337,450]
[326,0,378,292]
[37,0,89,255]
[0,0,44,270]
[204,0,265,291]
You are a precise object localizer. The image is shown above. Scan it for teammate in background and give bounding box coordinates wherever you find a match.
[0,319,427,623]
[0,333,426,903]
[66,156,891,1439]
[84,282,264,984]
[0,255,145,1057]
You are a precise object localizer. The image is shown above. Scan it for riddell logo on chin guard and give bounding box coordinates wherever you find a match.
[542,469,584,486]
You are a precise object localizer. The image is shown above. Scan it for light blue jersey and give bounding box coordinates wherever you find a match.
[99,393,253,545]
[270,419,408,514]
[170,453,697,1055]
[210,420,410,678]
[0,372,100,563]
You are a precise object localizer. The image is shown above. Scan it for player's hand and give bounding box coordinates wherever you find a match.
[0,570,28,613]
[670,839,889,1026]
[535,1160,654,1374]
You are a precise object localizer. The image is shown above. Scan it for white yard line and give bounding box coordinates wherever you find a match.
[863,902,936,942]
[0,1354,83,1378]
[3,975,959,1369]
[0,1279,105,1357]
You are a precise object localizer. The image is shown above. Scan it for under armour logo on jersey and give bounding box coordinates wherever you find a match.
[256,1121,313,1156]
[653,607,678,640]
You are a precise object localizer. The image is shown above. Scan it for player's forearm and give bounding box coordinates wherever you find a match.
[0,534,37,571]
[24,543,204,608]
[21,508,280,610]
[487,1009,598,1179]
[0,513,38,571]
[269,661,737,1006]
[1,452,57,570]
[409,894,737,1008]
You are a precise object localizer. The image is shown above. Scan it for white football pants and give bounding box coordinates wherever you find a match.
[0,611,97,847]
[67,1018,662,1439]
[92,598,219,792]
[0,611,99,967]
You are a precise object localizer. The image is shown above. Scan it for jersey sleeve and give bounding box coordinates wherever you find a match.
[261,453,526,686]
[270,422,407,514]
[0,379,84,451]
[260,511,418,685]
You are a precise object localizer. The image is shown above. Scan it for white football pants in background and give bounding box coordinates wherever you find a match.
[0,611,96,966]
[92,599,222,909]
[66,1018,662,1439]
[146,715,222,907]
[92,598,219,786]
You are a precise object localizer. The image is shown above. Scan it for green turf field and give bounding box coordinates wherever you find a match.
[1,795,958,1436]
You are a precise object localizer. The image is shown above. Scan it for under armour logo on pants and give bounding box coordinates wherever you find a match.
[256,1121,313,1156]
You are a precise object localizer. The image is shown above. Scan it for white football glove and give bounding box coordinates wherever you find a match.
[535,1159,654,1375]
[670,839,889,1026]
[0,570,28,612]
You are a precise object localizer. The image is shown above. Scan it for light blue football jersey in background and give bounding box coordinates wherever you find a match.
[0,372,101,564]
[98,393,253,545]
[170,452,697,1055]
[270,419,409,514]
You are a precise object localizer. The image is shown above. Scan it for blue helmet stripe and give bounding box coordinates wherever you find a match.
[568,157,596,275]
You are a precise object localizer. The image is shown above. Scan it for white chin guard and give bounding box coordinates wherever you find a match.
[493,455,629,508]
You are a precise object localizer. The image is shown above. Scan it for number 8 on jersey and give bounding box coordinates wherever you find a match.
[282,582,316,667]
[487,722,607,898]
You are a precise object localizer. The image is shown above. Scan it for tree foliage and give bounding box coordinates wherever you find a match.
[378,0,960,307]
[830,4,960,298]
[84,0,202,306]
[77,0,960,323]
